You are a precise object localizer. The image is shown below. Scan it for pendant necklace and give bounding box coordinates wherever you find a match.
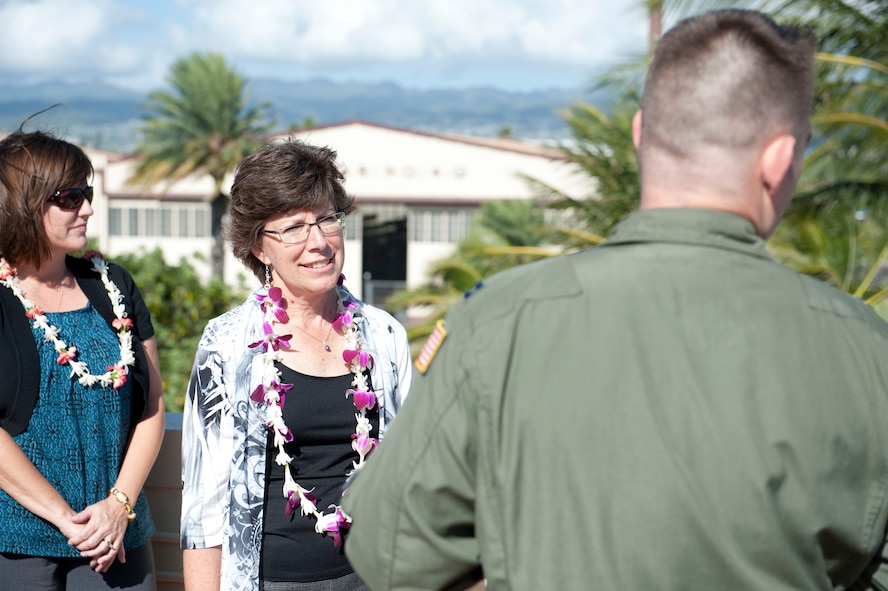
[291,318,334,352]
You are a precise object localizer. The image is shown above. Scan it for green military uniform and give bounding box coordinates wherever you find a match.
[343,208,888,590]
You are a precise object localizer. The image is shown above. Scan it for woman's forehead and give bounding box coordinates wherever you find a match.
[265,203,336,226]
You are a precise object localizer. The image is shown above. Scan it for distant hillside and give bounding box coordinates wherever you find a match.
[0,78,609,153]
[252,78,603,138]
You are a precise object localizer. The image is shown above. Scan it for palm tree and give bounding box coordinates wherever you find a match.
[803,53,886,202]
[545,0,887,302]
[131,51,276,279]
[755,0,887,308]
[544,92,641,242]
[770,193,888,307]
[776,46,888,311]
[386,200,560,350]
[400,0,886,345]
[385,258,483,351]
[457,199,558,274]
[656,0,887,201]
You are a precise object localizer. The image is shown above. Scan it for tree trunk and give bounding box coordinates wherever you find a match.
[650,4,662,48]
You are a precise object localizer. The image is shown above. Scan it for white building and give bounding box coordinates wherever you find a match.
[87,120,588,314]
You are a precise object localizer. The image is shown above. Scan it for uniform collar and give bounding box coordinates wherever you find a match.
[604,208,772,260]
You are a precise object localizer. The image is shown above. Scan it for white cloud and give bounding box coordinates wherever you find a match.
[0,0,146,80]
[0,0,648,91]
[192,0,646,69]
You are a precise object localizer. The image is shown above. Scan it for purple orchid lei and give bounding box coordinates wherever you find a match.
[249,275,378,547]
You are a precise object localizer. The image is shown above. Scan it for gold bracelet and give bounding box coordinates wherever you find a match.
[109,487,137,522]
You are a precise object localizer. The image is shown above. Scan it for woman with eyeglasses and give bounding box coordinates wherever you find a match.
[180,138,412,591]
[0,127,164,590]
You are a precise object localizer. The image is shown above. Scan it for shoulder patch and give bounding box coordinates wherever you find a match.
[415,319,447,374]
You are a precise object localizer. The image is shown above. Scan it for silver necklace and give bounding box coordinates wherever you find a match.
[291,320,334,352]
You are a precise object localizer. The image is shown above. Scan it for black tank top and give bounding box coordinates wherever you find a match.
[261,363,379,582]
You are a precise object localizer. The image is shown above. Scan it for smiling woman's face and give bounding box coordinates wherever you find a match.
[250,203,346,299]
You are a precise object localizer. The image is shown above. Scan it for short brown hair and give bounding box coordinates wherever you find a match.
[640,10,816,159]
[226,137,356,281]
[0,130,93,267]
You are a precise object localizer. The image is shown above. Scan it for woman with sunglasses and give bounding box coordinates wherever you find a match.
[180,138,412,591]
[0,129,165,590]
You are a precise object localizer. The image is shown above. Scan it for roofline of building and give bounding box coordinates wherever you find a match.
[268,119,568,161]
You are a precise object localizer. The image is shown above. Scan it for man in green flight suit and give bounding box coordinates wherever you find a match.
[342,9,888,591]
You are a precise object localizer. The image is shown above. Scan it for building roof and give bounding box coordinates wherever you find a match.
[282,120,567,159]
[75,119,587,204]
[278,120,585,203]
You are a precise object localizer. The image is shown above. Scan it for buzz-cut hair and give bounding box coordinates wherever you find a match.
[640,10,816,159]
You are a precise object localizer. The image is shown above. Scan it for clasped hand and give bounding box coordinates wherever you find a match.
[63,496,129,572]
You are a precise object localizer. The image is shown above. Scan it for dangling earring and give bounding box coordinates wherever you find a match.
[264,265,272,290]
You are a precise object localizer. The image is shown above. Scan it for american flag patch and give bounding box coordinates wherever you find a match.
[415,320,447,374]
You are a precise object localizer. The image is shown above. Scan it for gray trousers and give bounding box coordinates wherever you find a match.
[261,571,369,591]
[0,542,156,591]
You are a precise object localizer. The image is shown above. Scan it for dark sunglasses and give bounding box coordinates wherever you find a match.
[47,186,94,210]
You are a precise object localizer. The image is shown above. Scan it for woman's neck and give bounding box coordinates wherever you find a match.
[14,254,70,287]
[280,288,338,324]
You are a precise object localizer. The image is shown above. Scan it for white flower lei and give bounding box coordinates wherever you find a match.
[0,253,136,390]
[249,278,378,547]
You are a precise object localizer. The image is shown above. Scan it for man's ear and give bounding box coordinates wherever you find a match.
[760,133,797,198]
[632,109,643,149]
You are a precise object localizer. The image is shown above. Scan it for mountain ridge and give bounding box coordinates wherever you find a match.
[0,78,607,153]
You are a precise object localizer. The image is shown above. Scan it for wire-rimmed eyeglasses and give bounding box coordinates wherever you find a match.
[262,212,346,244]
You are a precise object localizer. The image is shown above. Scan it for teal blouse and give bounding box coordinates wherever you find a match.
[0,304,154,556]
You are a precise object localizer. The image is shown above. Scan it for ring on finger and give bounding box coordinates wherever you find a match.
[104,537,114,550]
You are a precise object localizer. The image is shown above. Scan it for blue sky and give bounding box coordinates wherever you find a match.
[0,0,650,93]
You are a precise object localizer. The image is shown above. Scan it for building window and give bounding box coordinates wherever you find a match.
[128,209,140,236]
[178,209,190,237]
[343,214,358,241]
[449,209,473,242]
[161,208,172,237]
[411,208,475,243]
[195,209,208,237]
[109,208,122,236]
[108,203,210,238]
[354,203,407,242]
[412,210,430,242]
